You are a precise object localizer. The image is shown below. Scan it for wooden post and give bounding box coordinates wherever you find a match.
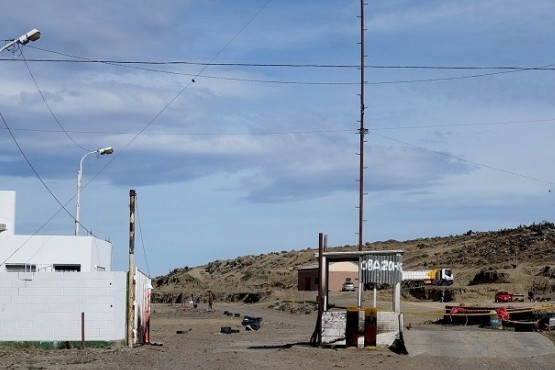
[81,312,85,349]
[127,190,136,347]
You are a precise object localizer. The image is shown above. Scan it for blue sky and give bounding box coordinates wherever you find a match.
[2,1,555,277]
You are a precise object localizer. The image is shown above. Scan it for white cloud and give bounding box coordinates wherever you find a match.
[2,1,555,275]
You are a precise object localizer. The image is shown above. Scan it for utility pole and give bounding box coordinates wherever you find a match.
[357,0,367,252]
[127,189,136,347]
[317,233,324,346]
[356,0,369,307]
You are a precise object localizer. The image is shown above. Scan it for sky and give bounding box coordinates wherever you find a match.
[1,1,555,277]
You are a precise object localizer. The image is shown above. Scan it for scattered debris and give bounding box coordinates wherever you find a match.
[220,327,240,334]
[242,316,262,331]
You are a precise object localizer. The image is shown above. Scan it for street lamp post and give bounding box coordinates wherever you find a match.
[1,30,39,235]
[0,29,41,53]
[75,147,114,236]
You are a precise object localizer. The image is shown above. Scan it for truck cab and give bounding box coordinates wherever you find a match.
[439,268,454,286]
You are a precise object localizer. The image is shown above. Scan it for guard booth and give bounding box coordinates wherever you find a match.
[317,250,404,348]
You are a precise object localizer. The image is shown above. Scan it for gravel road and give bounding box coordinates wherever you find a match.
[1,300,555,369]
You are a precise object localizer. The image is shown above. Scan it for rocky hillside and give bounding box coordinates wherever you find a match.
[152,221,555,304]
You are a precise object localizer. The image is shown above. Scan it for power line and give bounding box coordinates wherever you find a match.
[3,117,554,137]
[0,109,94,235]
[136,199,151,277]
[7,53,555,71]
[5,49,554,86]
[369,131,555,187]
[95,0,274,158]
[0,126,354,136]
[21,50,91,151]
[0,0,274,246]
[5,111,552,189]
[3,50,108,236]
[370,118,555,131]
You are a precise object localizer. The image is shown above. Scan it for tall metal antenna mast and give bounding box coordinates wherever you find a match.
[357,0,367,251]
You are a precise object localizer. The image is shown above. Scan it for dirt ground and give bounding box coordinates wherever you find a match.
[1,294,555,370]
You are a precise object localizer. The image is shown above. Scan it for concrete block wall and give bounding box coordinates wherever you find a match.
[377,311,402,347]
[321,310,402,347]
[377,311,401,333]
[0,272,127,342]
[321,311,347,345]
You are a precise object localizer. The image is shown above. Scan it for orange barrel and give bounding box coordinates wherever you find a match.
[364,307,377,348]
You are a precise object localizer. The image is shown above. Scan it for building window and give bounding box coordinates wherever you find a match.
[53,264,81,272]
[5,264,36,272]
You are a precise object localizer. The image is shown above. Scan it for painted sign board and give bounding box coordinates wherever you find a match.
[360,253,403,284]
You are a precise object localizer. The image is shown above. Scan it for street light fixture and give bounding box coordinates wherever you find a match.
[74,147,114,236]
[0,29,41,53]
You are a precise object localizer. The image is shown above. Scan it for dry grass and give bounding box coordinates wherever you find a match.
[153,222,555,305]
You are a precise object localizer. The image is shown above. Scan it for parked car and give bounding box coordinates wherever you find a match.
[495,291,513,303]
[342,281,356,291]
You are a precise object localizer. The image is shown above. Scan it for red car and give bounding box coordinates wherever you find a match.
[495,291,513,303]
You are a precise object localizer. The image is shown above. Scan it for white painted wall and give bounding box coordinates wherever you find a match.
[0,272,127,342]
[0,191,15,235]
[329,261,358,272]
[134,269,152,345]
[0,235,112,272]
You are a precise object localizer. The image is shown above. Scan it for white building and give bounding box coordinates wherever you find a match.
[0,191,112,272]
[0,190,149,344]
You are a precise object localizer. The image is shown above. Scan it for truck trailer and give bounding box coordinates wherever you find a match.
[402,268,453,287]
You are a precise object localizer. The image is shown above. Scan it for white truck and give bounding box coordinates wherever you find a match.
[402,268,453,287]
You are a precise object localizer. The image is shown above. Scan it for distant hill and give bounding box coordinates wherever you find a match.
[152,221,555,304]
